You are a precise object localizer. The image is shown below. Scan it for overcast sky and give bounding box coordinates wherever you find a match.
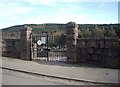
[0,0,119,29]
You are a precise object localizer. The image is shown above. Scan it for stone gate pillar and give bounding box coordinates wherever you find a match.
[66,22,79,63]
[21,26,32,60]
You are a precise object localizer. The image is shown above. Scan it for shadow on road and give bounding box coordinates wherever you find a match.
[33,60,106,69]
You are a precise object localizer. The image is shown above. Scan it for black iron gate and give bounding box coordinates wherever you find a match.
[32,32,66,62]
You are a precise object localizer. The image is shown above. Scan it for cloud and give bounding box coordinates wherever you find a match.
[23,14,88,24]
[56,0,81,3]
[24,0,80,6]
[24,0,55,5]
[0,3,33,19]
[0,0,119,4]
[0,1,118,29]
[57,4,84,15]
[24,0,120,5]
[0,2,34,29]
[99,2,105,8]
[25,0,120,5]
[24,14,113,25]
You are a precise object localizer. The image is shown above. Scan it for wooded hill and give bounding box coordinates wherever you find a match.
[2,23,120,38]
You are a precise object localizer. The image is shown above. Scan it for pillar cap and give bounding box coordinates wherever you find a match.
[67,21,79,28]
[23,25,32,31]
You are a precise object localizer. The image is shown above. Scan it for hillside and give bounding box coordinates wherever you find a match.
[1,23,120,38]
[2,23,66,32]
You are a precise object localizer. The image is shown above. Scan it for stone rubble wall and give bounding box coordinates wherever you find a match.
[2,32,21,58]
[2,39,21,58]
[76,38,120,68]
[2,32,20,39]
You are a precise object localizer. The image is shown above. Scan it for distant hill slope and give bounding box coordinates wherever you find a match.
[1,23,120,33]
[1,24,66,32]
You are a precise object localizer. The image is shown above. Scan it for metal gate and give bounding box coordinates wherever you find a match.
[32,32,67,62]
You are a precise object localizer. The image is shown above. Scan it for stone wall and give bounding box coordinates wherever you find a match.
[2,26,32,60]
[2,32,20,40]
[2,31,21,58]
[2,39,21,58]
[76,38,120,68]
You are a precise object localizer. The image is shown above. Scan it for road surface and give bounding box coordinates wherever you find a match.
[1,57,119,85]
[2,68,91,85]
[2,69,66,85]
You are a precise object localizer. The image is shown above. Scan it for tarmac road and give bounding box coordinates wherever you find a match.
[1,57,119,85]
[2,68,92,85]
[2,69,65,85]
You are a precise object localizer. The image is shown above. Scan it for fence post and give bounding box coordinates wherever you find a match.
[31,43,38,60]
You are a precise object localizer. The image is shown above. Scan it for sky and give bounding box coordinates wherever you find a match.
[0,0,119,29]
